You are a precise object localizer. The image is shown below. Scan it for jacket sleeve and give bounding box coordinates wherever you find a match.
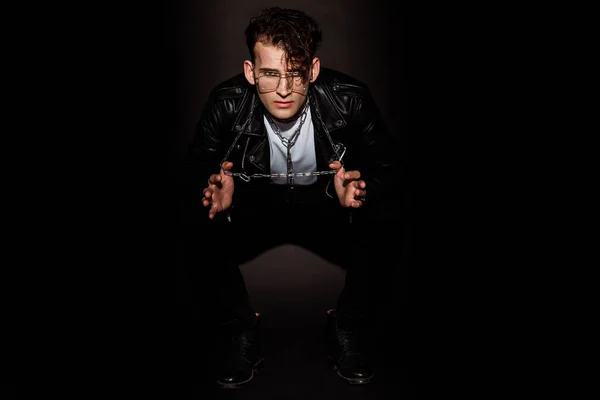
[353,88,401,221]
[178,88,228,221]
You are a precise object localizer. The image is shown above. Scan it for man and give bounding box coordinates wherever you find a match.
[181,6,400,388]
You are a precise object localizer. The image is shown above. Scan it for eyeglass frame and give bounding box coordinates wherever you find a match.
[252,69,310,94]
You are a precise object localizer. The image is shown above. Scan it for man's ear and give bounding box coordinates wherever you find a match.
[244,60,255,85]
[309,57,320,82]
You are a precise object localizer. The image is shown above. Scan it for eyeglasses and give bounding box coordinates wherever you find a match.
[254,70,308,94]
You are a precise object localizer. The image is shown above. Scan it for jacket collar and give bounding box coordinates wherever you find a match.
[230,80,347,138]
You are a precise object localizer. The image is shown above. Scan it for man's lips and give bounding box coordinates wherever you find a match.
[274,101,293,108]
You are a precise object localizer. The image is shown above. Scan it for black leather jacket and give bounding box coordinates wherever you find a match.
[183,67,398,219]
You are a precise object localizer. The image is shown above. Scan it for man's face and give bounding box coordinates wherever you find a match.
[244,42,319,120]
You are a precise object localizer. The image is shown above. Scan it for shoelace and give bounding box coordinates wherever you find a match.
[338,328,362,356]
[230,334,254,364]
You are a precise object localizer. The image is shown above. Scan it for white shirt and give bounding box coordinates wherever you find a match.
[264,107,317,185]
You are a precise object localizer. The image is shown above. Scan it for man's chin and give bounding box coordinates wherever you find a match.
[269,108,299,121]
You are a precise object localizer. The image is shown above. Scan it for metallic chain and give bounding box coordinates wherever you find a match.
[265,100,308,149]
[223,169,336,182]
[218,95,346,183]
[265,100,309,187]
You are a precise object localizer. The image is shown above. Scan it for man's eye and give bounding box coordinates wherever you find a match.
[264,72,278,76]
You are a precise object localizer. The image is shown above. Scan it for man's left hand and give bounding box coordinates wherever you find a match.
[329,161,366,208]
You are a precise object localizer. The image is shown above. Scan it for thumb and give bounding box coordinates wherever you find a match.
[329,161,342,170]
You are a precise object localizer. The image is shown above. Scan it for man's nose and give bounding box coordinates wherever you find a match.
[276,76,293,95]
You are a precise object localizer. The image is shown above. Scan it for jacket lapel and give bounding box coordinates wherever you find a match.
[308,88,347,171]
[231,95,270,174]
[231,83,348,176]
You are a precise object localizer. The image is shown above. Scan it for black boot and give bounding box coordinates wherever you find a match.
[216,315,264,389]
[325,309,374,384]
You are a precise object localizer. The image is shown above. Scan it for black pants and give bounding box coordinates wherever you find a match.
[183,183,385,327]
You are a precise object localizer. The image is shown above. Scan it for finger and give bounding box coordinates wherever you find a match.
[351,200,363,208]
[202,198,211,207]
[351,180,366,190]
[208,203,218,219]
[208,173,222,185]
[354,188,366,198]
[203,189,212,198]
[329,161,342,170]
[344,170,361,181]
[222,161,234,171]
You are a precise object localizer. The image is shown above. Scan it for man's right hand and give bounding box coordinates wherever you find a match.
[202,161,235,219]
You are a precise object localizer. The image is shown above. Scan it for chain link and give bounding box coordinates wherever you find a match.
[224,170,336,182]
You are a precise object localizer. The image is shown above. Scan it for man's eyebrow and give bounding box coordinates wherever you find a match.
[257,67,300,73]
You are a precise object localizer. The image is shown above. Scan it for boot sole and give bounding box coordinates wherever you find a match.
[334,366,374,385]
[217,357,265,389]
[328,356,374,385]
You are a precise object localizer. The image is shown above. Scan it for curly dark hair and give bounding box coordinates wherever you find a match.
[245,7,323,80]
